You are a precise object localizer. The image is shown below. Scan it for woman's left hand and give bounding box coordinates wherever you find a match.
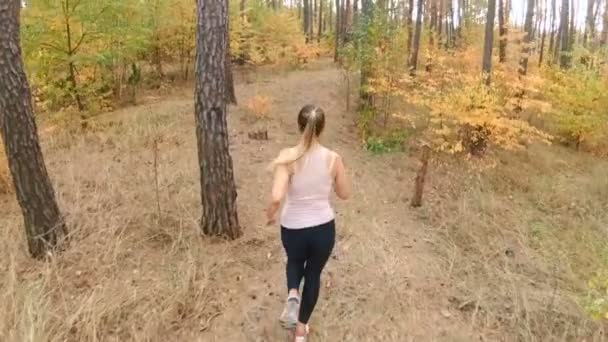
[266,201,280,226]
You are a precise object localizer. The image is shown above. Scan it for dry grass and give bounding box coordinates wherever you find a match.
[1,60,607,341]
[415,145,608,340]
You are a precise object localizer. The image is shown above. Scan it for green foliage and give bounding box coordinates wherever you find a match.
[543,66,608,150]
[365,130,409,154]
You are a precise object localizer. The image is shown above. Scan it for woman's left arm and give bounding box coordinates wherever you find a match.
[266,164,290,225]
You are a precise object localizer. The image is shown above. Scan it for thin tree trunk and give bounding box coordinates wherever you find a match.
[408,0,424,75]
[602,0,608,46]
[194,0,241,239]
[538,0,547,66]
[334,0,341,61]
[569,0,575,47]
[0,0,67,259]
[406,0,414,50]
[583,0,595,46]
[519,0,535,76]
[411,144,431,208]
[482,0,497,85]
[498,0,507,62]
[559,0,570,68]
[226,7,237,105]
[304,0,311,42]
[548,0,557,60]
[429,0,437,46]
[359,0,373,108]
[318,0,324,41]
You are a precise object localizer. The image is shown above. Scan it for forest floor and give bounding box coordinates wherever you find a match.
[1,59,607,341]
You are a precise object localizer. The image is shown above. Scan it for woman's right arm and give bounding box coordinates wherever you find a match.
[333,154,351,200]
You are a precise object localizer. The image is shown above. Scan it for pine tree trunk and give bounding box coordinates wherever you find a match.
[318,0,324,42]
[0,0,67,259]
[548,0,557,61]
[569,0,575,47]
[482,0,497,85]
[519,0,535,76]
[359,0,373,108]
[538,0,547,66]
[408,0,424,75]
[334,0,341,61]
[304,0,311,42]
[498,0,507,62]
[194,0,241,239]
[602,0,608,46]
[226,8,237,105]
[429,0,437,46]
[406,0,414,50]
[583,0,595,46]
[559,0,570,68]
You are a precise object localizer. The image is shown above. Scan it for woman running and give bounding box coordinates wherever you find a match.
[267,104,351,341]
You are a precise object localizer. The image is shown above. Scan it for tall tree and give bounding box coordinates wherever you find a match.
[559,0,570,68]
[569,0,575,47]
[334,0,341,61]
[194,0,241,238]
[519,0,535,76]
[548,0,557,58]
[482,0,497,85]
[408,0,424,75]
[602,0,608,46]
[0,0,67,259]
[498,0,507,62]
[538,0,548,66]
[318,0,324,42]
[359,0,373,107]
[406,0,414,50]
[304,0,311,42]
[583,0,596,46]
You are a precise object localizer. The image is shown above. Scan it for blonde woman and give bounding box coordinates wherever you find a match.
[267,105,351,341]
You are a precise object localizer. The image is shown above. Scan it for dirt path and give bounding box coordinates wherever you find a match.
[0,60,479,342]
[194,62,478,341]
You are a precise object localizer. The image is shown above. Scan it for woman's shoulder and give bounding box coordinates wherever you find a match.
[321,145,341,159]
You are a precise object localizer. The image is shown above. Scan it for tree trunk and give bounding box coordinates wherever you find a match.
[318,0,323,42]
[569,0,575,47]
[538,0,547,66]
[429,0,437,46]
[498,0,507,62]
[602,0,608,46]
[0,0,67,259]
[406,0,414,50]
[548,0,557,61]
[304,0,311,42]
[559,0,570,68]
[482,0,497,85]
[226,10,237,105]
[519,0,535,76]
[410,144,430,208]
[194,0,241,239]
[583,0,595,46]
[359,0,373,108]
[408,0,424,75]
[334,0,341,61]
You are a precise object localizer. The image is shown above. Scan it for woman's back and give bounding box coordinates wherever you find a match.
[280,145,335,229]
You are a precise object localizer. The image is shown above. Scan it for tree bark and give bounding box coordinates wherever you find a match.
[334,0,341,61]
[408,0,424,75]
[0,0,67,259]
[194,0,241,239]
[304,0,311,42]
[538,0,547,66]
[569,0,575,47]
[498,0,507,62]
[482,0,497,85]
[410,144,430,208]
[548,0,557,60]
[559,0,570,68]
[226,5,237,105]
[583,0,595,46]
[519,0,535,76]
[406,0,414,50]
[602,0,608,46]
[318,0,324,42]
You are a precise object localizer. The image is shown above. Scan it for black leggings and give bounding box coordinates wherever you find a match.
[281,220,335,324]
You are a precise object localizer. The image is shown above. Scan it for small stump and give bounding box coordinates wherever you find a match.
[248,130,268,140]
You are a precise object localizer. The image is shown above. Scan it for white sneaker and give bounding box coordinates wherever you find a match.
[279,296,300,328]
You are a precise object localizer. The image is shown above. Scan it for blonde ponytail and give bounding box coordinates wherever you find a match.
[269,106,323,171]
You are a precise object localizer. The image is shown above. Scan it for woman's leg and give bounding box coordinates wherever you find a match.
[297,221,336,329]
[280,227,308,327]
[281,227,307,292]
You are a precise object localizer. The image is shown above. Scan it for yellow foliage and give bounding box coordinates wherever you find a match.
[245,95,273,122]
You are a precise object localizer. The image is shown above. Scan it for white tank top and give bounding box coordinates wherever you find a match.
[280,145,335,229]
